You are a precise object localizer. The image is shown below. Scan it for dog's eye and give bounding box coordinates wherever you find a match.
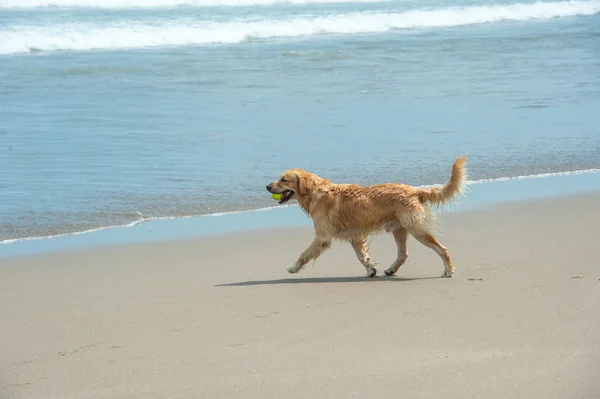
[281,177,287,182]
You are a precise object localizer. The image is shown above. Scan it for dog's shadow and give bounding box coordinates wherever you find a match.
[215,275,442,287]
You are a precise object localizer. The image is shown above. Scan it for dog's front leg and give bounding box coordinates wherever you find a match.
[287,237,332,274]
[350,237,377,277]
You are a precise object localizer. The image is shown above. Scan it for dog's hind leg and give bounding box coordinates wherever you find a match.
[412,233,454,277]
[287,237,332,274]
[350,237,377,277]
[384,228,409,276]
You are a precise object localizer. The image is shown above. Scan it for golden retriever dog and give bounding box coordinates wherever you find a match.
[266,156,467,278]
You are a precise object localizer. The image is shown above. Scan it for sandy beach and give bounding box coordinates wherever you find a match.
[1,193,599,399]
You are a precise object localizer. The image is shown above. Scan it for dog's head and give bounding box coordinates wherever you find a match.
[266,169,323,205]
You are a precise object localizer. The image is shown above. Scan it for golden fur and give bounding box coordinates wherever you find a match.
[266,155,467,277]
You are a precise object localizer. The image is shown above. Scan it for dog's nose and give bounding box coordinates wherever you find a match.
[266,183,273,191]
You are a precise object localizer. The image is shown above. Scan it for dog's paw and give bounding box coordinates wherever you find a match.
[384,268,396,276]
[367,267,377,278]
[442,270,454,278]
[287,264,301,274]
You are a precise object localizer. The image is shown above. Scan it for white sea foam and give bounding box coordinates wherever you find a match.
[0,0,387,9]
[466,168,600,185]
[0,205,299,245]
[2,168,598,245]
[2,0,599,55]
[0,218,147,245]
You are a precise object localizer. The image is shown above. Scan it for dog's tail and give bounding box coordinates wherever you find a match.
[418,155,468,207]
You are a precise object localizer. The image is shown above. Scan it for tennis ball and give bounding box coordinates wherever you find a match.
[272,193,282,201]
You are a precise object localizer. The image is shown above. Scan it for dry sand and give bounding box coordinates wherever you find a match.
[1,193,599,399]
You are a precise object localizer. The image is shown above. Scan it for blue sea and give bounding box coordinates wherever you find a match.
[1,0,600,244]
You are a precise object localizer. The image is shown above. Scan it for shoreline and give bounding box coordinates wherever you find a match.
[2,170,600,260]
[2,167,600,246]
[1,188,599,399]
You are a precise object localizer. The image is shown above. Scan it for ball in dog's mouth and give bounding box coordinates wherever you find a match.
[278,190,294,204]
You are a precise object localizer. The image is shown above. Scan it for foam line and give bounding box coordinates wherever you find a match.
[2,1,600,54]
[0,0,388,9]
[2,168,598,245]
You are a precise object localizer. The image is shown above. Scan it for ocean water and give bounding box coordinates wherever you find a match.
[1,0,600,243]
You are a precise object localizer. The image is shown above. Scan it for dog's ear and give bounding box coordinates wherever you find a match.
[296,173,304,196]
[296,172,311,196]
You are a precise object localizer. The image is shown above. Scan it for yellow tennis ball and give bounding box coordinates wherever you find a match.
[272,193,282,201]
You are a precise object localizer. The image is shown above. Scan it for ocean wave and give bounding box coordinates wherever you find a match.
[0,0,388,9]
[2,168,598,245]
[2,0,600,55]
